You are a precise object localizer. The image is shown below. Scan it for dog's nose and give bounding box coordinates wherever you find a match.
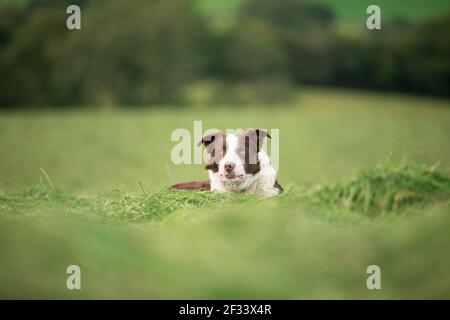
[224,162,235,172]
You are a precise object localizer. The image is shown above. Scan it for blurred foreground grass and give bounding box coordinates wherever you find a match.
[0,161,449,299]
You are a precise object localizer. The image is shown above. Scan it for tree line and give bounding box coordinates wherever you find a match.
[0,0,448,108]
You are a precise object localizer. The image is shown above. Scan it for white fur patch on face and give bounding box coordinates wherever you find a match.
[206,129,280,197]
[218,134,246,183]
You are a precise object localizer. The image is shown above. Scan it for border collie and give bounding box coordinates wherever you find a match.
[171,128,282,197]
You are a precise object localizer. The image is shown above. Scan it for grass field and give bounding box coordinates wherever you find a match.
[0,88,449,299]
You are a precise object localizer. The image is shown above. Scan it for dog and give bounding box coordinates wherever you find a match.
[171,128,282,197]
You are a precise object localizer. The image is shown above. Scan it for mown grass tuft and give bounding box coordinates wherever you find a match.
[0,185,260,223]
[1,160,448,223]
[98,189,228,222]
[0,160,449,299]
[307,161,450,216]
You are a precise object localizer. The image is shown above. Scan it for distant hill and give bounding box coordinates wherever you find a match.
[2,0,449,23]
[197,0,450,29]
[319,0,450,21]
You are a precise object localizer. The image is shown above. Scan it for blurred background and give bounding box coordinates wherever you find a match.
[0,0,449,108]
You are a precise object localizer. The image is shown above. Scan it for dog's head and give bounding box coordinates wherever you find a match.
[198,129,271,183]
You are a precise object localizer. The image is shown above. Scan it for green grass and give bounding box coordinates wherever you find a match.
[0,161,449,299]
[1,88,449,193]
[2,161,448,223]
[308,160,450,216]
[0,87,449,299]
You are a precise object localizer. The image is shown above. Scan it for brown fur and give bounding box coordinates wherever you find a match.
[171,180,211,191]
[237,129,272,175]
[171,129,282,195]
[198,131,226,173]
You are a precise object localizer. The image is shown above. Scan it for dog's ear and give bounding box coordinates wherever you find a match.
[198,131,226,171]
[197,130,225,151]
[244,128,271,151]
